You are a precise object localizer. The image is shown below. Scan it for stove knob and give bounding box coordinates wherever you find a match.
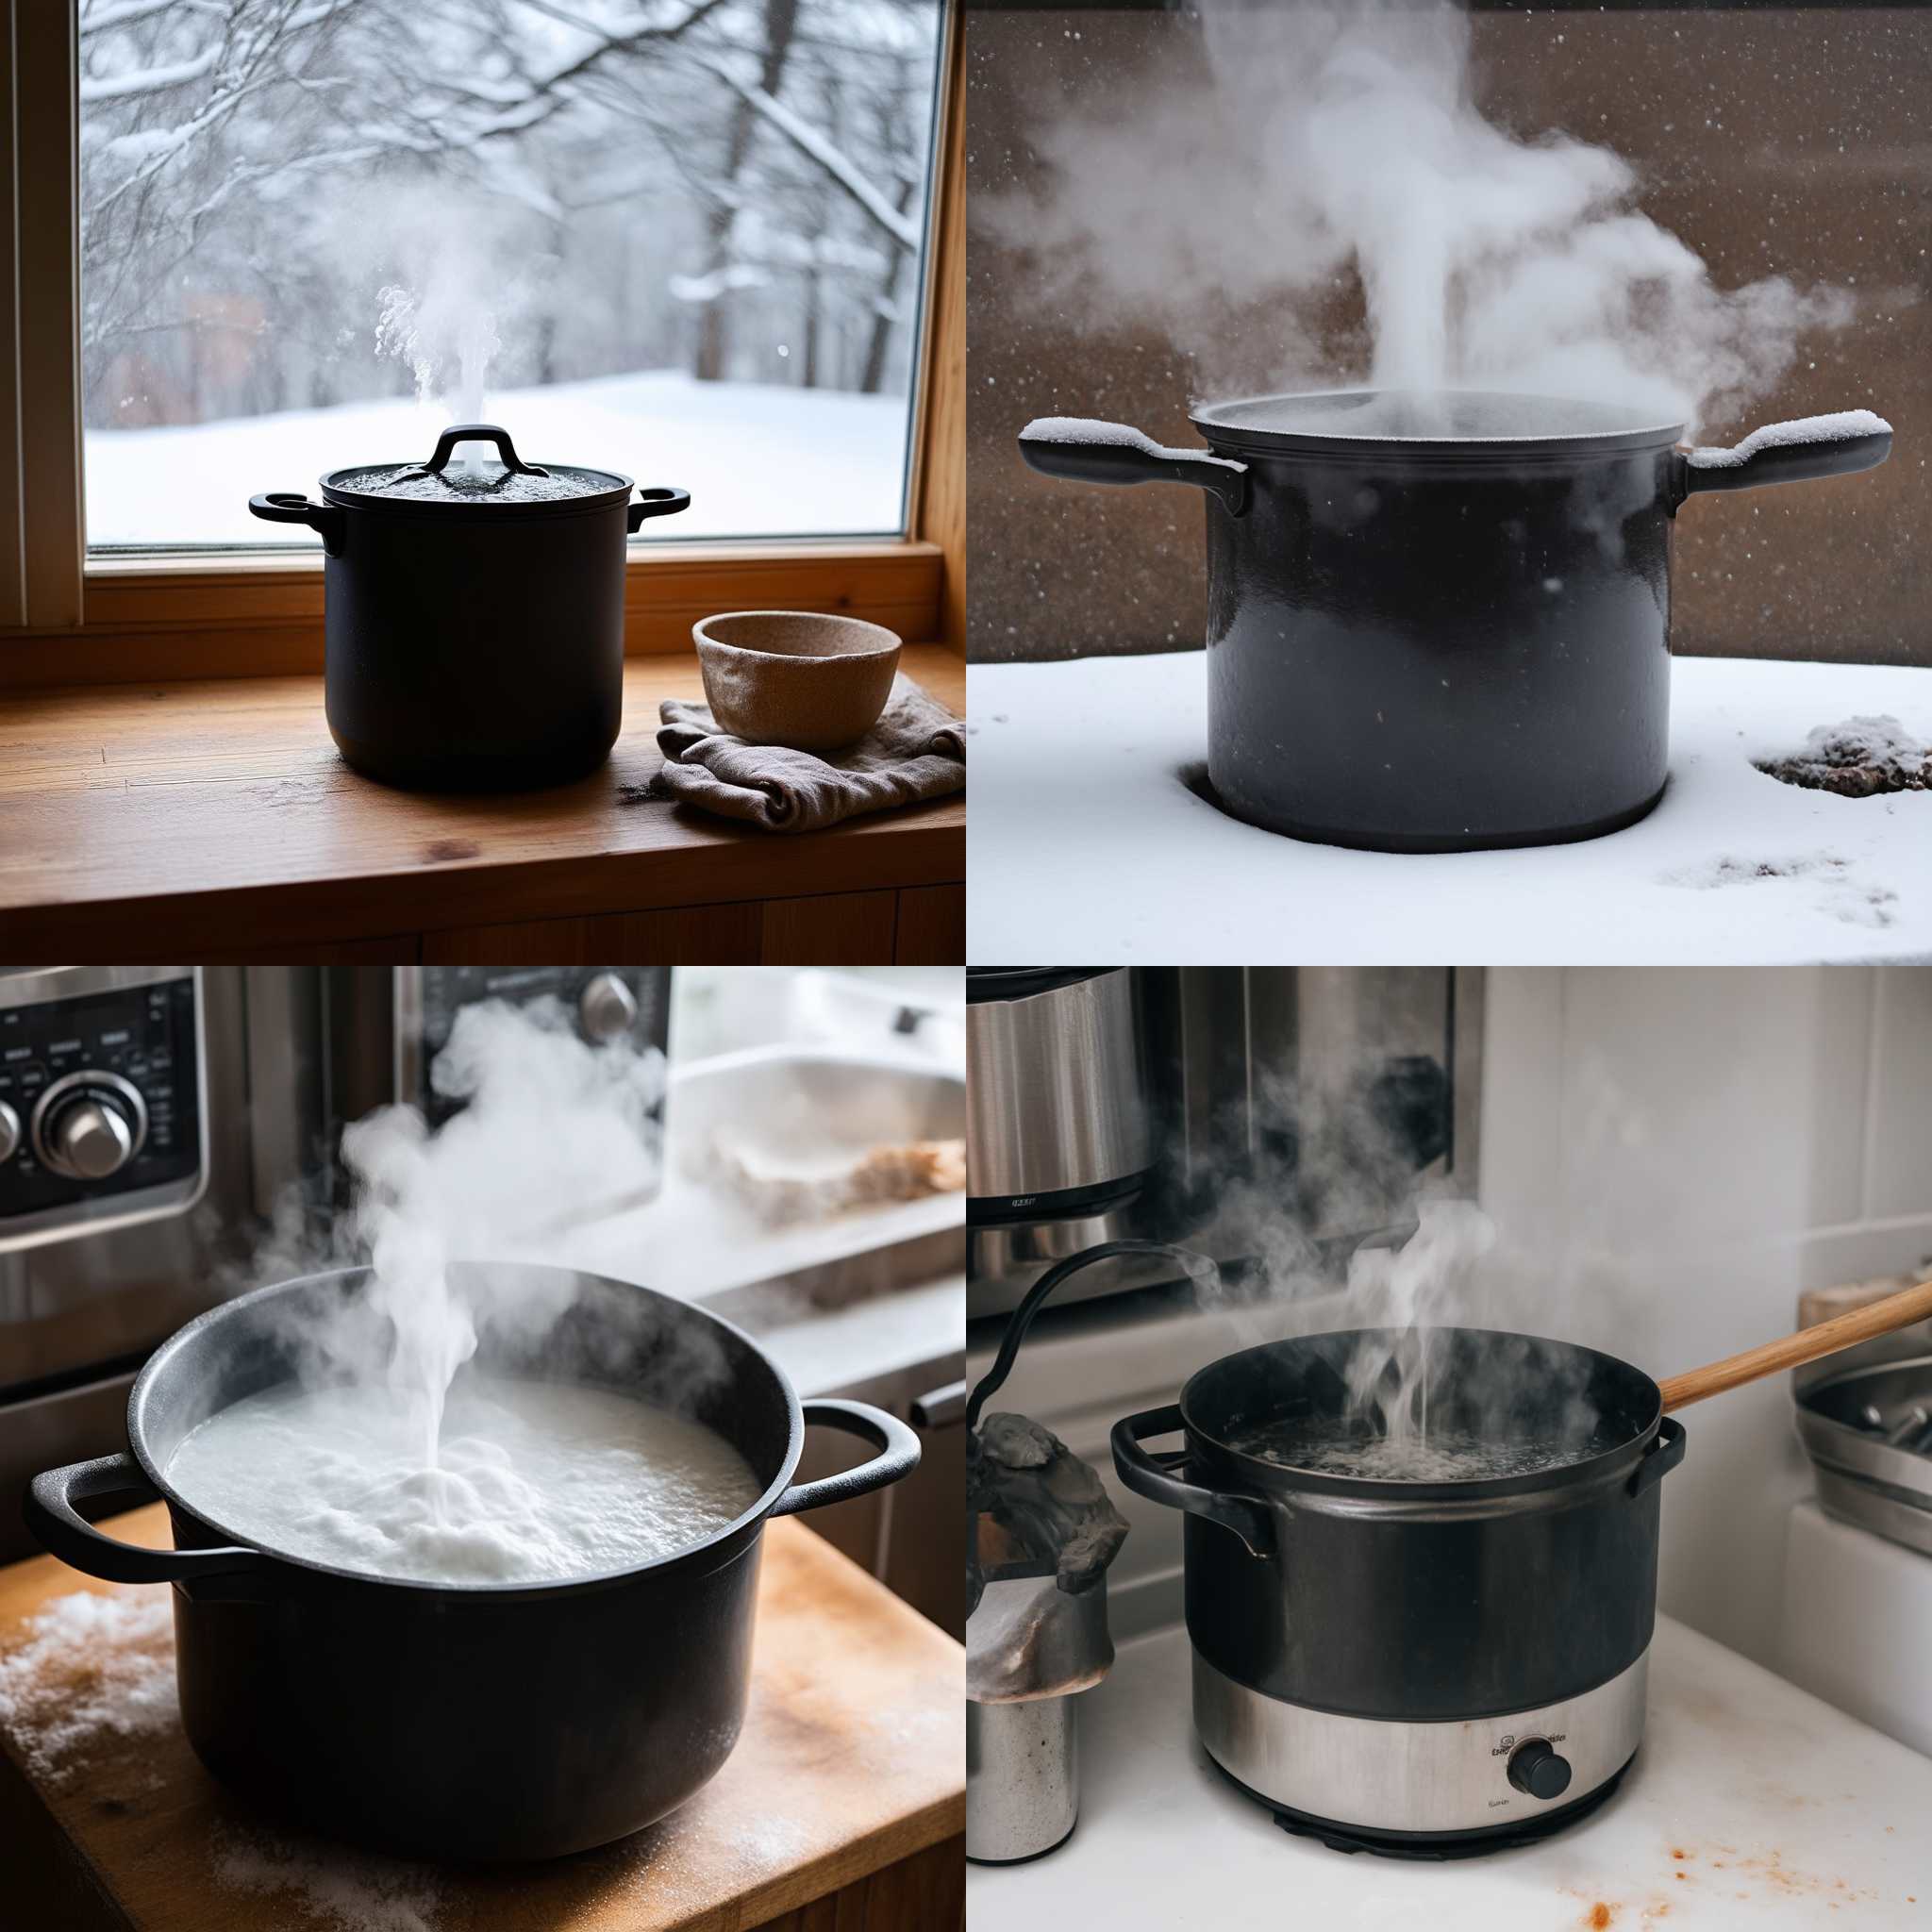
[0,1099,18,1162]
[579,972,638,1043]
[48,1095,136,1178]
[1507,1738,1573,1802]
[34,1073,146,1181]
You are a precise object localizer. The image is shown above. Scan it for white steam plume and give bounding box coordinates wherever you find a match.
[986,0,1854,433]
[320,999,667,1464]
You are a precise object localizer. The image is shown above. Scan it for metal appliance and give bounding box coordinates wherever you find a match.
[967,968,1482,1320]
[0,966,319,1560]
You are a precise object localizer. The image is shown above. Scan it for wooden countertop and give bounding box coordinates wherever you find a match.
[0,1506,965,1932]
[0,648,964,957]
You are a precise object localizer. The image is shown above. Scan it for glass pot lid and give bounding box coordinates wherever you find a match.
[322,423,632,514]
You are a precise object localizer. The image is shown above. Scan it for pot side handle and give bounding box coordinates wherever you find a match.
[24,1454,268,1585]
[1674,409,1890,504]
[1626,1415,1688,1499]
[248,491,346,558]
[1110,1404,1274,1557]
[1019,417,1250,517]
[769,1398,921,1518]
[627,486,691,532]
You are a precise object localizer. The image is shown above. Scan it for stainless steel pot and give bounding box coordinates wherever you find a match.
[966,969,1153,1219]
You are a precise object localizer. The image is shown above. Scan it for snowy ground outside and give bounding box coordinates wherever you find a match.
[968,651,1932,966]
[84,370,908,547]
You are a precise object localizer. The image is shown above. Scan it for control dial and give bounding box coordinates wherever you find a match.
[1507,1737,1573,1803]
[0,1099,19,1163]
[578,972,639,1043]
[31,1071,148,1181]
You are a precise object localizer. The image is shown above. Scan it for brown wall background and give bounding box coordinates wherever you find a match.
[967,6,1932,664]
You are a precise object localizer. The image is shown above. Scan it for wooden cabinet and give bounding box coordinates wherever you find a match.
[420,883,963,966]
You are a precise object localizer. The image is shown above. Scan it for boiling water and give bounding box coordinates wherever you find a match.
[167,1377,761,1585]
[1228,1416,1576,1483]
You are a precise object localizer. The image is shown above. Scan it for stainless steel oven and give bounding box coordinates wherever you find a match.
[0,966,324,1559]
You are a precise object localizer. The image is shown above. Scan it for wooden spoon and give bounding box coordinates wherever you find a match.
[1659,1274,1932,1412]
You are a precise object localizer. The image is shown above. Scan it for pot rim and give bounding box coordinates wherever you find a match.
[1177,1324,1664,1506]
[1191,387,1687,460]
[318,462,638,519]
[125,1262,806,1598]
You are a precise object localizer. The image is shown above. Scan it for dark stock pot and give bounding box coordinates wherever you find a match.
[1021,391,1891,852]
[25,1264,917,1861]
[250,423,690,791]
[1111,1324,1688,1855]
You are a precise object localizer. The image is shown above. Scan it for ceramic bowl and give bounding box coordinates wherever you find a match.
[693,611,902,752]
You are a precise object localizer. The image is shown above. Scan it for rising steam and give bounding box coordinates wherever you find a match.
[274,999,669,1463]
[986,0,1854,432]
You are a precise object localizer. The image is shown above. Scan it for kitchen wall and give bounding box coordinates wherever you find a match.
[969,5,1929,664]
[1479,965,1932,1674]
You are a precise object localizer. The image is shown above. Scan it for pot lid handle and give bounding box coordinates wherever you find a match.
[401,423,550,488]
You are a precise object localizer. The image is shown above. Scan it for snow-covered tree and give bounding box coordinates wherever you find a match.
[76,0,940,428]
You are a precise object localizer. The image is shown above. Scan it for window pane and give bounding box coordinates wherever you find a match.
[78,0,941,549]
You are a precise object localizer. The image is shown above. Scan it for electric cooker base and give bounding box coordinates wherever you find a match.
[1210,1757,1633,1860]
[1192,1647,1649,1853]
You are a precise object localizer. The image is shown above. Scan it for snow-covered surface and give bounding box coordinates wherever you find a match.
[1020,416,1247,472]
[968,1615,1932,1929]
[85,370,908,546]
[1685,408,1892,469]
[966,652,1932,964]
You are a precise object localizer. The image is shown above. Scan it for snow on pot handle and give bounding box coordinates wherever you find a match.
[1674,408,1891,503]
[24,1452,269,1585]
[767,1397,921,1516]
[1110,1405,1275,1558]
[1019,416,1251,517]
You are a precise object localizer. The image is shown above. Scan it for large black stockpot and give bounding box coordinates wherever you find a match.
[25,1264,917,1861]
[250,424,690,791]
[1021,391,1891,852]
[1111,1325,1688,1853]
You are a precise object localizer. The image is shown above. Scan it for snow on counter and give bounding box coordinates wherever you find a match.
[968,1616,1932,1930]
[967,651,1932,964]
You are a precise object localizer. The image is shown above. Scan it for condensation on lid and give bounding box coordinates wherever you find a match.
[331,461,625,504]
[1192,389,1685,445]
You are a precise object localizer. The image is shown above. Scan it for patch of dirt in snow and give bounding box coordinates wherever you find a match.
[1755,714,1929,797]
[0,1589,176,1784]
[1663,851,1899,928]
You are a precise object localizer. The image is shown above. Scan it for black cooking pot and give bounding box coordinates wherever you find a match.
[250,424,690,791]
[23,1264,917,1861]
[1111,1324,1688,1853]
[1020,391,1891,851]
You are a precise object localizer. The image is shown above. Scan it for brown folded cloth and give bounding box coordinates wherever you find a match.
[653,675,965,832]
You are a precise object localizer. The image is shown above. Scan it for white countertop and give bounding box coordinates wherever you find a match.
[967,652,1932,963]
[968,1615,1932,1929]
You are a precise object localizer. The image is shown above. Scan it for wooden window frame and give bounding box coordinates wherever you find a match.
[0,0,963,687]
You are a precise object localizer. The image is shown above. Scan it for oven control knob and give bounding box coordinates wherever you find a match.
[579,972,638,1042]
[0,1099,18,1162]
[34,1072,147,1180]
[1507,1738,1573,1802]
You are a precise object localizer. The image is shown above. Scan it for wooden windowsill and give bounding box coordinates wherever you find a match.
[0,644,964,958]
